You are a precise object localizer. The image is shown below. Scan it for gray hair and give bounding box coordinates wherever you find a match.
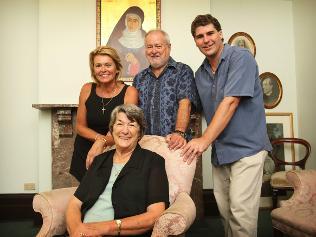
[145,29,171,45]
[109,104,145,139]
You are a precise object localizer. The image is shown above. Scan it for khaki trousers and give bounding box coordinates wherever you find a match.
[212,150,267,237]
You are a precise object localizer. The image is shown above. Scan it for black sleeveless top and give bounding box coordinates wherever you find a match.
[70,83,128,181]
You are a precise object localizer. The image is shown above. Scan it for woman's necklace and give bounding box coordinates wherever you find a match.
[101,85,117,114]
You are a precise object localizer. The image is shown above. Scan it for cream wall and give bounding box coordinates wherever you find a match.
[0,0,39,193]
[293,0,316,169]
[0,0,315,193]
[36,0,96,192]
[38,0,95,104]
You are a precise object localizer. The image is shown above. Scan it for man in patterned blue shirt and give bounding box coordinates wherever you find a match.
[133,29,199,150]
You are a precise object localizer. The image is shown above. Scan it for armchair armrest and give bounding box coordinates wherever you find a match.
[151,192,196,237]
[33,187,77,237]
[280,170,316,207]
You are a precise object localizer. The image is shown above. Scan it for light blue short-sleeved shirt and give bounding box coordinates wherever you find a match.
[195,44,272,165]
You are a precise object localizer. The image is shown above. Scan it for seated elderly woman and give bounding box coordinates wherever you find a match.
[66,104,169,237]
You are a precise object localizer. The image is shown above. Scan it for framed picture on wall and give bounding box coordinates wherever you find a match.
[260,72,283,109]
[228,32,256,57]
[262,112,294,201]
[265,112,294,169]
[96,0,161,81]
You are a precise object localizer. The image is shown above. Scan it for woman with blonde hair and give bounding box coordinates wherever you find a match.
[70,46,138,182]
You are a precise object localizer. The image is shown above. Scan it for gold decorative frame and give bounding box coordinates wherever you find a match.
[266,112,295,166]
[260,72,283,109]
[96,0,161,82]
[228,32,256,57]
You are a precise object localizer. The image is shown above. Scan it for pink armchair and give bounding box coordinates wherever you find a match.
[33,135,197,237]
[271,169,316,237]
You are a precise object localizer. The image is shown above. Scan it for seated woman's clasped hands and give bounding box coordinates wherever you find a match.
[66,104,169,237]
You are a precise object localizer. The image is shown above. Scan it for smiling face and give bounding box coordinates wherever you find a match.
[145,31,171,71]
[93,55,118,84]
[193,23,224,60]
[112,112,140,152]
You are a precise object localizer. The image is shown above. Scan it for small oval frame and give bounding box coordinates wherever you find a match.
[259,72,283,109]
[228,32,256,57]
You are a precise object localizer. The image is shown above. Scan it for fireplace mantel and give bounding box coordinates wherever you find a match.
[33,103,79,188]
[32,103,78,110]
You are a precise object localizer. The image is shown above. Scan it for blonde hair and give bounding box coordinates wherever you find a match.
[89,46,122,83]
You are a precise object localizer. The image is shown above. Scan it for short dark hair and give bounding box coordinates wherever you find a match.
[191,14,222,37]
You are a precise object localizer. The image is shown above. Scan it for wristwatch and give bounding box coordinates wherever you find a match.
[174,129,185,138]
[115,219,122,236]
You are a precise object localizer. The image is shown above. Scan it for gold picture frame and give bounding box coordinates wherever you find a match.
[96,0,161,82]
[260,72,283,109]
[228,32,256,57]
[266,112,295,166]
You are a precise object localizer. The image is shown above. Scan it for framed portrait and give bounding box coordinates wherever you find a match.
[265,112,294,170]
[260,72,283,109]
[228,32,256,57]
[96,0,161,82]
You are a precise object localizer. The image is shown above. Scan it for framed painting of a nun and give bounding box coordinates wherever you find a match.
[96,0,161,81]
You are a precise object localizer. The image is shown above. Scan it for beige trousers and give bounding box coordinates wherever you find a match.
[212,150,267,237]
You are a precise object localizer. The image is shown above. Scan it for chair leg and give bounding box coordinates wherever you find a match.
[272,189,278,209]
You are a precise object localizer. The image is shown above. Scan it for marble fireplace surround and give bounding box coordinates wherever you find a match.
[33,103,204,217]
[33,104,79,189]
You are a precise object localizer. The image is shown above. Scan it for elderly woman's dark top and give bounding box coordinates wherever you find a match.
[74,144,169,237]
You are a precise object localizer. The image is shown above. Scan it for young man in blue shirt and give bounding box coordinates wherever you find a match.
[182,14,271,237]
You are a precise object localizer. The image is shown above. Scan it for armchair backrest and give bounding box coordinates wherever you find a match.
[138,135,197,204]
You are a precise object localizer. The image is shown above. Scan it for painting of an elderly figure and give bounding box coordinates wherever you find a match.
[260,72,283,109]
[106,6,148,78]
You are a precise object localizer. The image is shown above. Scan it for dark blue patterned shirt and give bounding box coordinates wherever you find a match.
[133,57,199,137]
